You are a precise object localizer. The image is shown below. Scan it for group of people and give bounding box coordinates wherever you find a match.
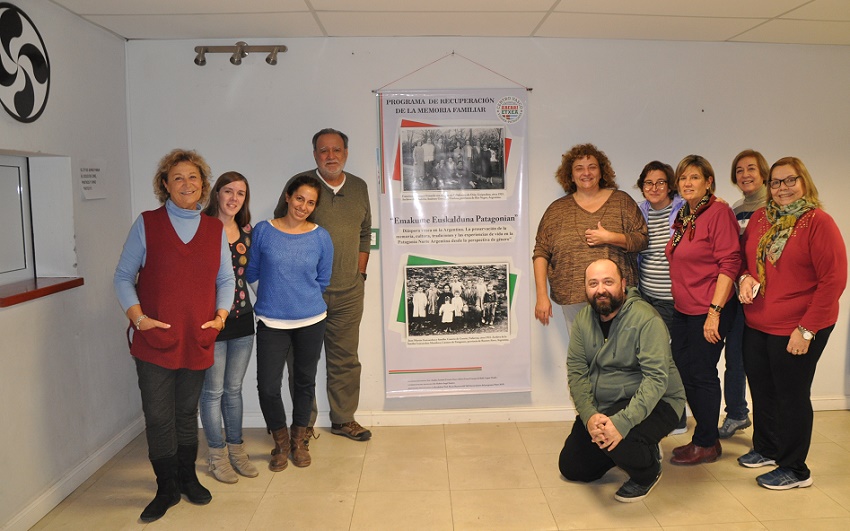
[409,276,501,334]
[409,135,499,190]
[114,132,845,519]
[536,144,846,502]
[114,128,373,522]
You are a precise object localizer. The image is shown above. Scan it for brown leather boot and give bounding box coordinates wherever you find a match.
[269,427,290,472]
[290,425,312,468]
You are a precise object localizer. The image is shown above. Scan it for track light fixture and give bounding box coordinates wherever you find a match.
[266,47,279,66]
[194,48,207,66]
[193,42,287,66]
[230,42,247,65]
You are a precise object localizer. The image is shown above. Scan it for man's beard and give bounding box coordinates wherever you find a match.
[588,290,624,318]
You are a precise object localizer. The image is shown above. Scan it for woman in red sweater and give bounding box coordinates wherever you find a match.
[665,155,741,466]
[738,157,847,490]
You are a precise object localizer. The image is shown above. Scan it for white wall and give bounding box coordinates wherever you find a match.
[0,1,137,529]
[126,36,850,429]
[4,26,848,528]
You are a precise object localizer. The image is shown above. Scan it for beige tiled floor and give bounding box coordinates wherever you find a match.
[33,411,850,530]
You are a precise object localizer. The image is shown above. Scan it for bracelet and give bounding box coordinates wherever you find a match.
[134,314,147,330]
[738,274,751,283]
[709,304,723,314]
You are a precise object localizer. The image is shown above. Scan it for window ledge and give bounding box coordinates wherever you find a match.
[0,277,85,308]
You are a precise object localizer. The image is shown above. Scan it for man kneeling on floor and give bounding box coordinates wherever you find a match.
[559,259,686,502]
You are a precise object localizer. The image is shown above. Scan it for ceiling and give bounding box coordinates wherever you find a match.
[50,0,850,45]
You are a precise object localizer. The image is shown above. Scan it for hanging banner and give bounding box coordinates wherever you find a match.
[377,88,530,398]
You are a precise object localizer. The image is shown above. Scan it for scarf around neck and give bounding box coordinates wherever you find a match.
[670,194,714,251]
[755,198,817,294]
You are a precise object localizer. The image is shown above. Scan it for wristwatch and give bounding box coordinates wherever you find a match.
[797,325,815,341]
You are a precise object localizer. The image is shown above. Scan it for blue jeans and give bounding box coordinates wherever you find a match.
[723,298,749,419]
[200,335,254,448]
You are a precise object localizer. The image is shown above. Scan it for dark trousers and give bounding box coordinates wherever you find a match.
[559,399,678,486]
[135,357,205,460]
[742,324,833,478]
[640,292,687,429]
[669,307,735,447]
[257,319,326,430]
[723,298,749,419]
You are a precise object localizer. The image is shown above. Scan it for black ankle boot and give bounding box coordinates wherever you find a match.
[140,455,180,522]
[176,444,212,505]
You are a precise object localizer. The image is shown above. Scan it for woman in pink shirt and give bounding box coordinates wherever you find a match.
[665,155,741,466]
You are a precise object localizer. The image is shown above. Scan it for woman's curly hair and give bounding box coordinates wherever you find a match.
[152,149,212,205]
[555,143,618,193]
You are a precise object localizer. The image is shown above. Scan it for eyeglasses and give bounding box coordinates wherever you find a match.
[768,176,800,189]
[643,180,667,190]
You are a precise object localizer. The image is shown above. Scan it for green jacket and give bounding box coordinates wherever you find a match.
[567,286,685,438]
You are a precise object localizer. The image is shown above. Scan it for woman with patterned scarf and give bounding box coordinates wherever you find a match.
[665,155,742,466]
[737,157,846,490]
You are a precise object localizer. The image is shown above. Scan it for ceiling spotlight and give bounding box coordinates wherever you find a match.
[194,48,207,66]
[266,47,279,66]
[193,42,286,66]
[230,41,248,65]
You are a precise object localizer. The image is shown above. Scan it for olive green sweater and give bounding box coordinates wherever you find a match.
[567,287,685,437]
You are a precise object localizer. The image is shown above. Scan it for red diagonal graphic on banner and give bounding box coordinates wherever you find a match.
[392,120,435,181]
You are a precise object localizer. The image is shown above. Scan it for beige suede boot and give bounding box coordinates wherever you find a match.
[208,446,238,484]
[227,442,259,478]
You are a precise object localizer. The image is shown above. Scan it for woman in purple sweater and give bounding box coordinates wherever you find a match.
[247,175,333,471]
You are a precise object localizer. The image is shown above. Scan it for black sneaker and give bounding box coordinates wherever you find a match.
[614,471,662,503]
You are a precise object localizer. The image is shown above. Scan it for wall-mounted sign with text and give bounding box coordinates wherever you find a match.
[79,159,106,200]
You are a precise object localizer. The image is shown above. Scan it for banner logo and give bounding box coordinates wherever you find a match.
[496,96,523,124]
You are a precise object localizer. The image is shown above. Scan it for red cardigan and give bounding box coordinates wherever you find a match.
[740,207,847,335]
[666,201,741,315]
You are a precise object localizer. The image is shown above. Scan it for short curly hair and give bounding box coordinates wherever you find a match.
[152,149,212,205]
[555,143,618,194]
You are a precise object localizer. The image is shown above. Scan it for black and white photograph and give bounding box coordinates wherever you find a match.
[403,262,510,341]
[399,126,505,192]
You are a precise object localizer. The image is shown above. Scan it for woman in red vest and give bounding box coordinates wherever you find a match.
[113,149,235,522]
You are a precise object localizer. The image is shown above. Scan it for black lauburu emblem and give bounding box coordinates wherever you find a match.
[0,3,50,123]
